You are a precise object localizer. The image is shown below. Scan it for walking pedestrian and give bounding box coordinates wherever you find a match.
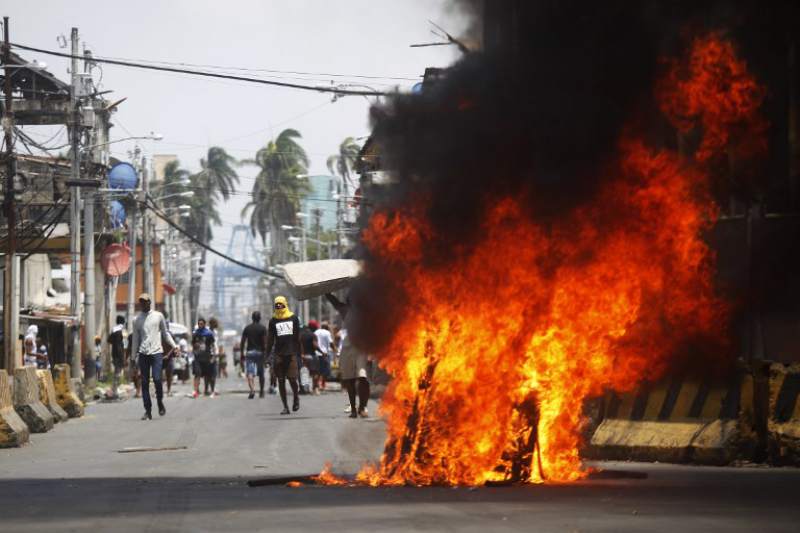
[209,317,222,384]
[301,320,320,395]
[93,336,103,381]
[107,315,126,399]
[240,311,267,399]
[325,293,370,418]
[163,341,175,397]
[314,321,336,391]
[266,296,301,415]
[192,318,216,397]
[162,314,175,396]
[130,293,176,420]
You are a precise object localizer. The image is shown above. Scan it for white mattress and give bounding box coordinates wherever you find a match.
[282,259,360,300]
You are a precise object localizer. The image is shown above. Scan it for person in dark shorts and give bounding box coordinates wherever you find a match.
[208,317,223,383]
[160,316,175,396]
[240,311,267,399]
[107,315,126,399]
[192,317,216,397]
[301,320,321,395]
[266,296,301,415]
[326,293,370,418]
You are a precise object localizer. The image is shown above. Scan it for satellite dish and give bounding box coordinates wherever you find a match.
[108,162,138,190]
[101,243,131,276]
[109,200,126,228]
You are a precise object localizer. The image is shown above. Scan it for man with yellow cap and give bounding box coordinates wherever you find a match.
[265,296,302,415]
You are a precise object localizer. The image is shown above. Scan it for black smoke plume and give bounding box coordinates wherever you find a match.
[347,0,800,359]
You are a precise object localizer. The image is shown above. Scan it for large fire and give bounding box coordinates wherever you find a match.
[328,34,764,486]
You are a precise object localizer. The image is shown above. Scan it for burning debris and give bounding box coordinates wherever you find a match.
[327,2,794,486]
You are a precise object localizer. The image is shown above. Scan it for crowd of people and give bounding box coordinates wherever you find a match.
[121,292,371,421]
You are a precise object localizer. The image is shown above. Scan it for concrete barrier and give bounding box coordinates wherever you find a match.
[52,364,84,418]
[766,363,800,465]
[588,371,755,465]
[36,370,69,423]
[13,366,55,433]
[71,377,85,403]
[0,370,30,447]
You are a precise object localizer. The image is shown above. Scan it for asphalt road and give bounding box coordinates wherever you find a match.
[1,378,798,532]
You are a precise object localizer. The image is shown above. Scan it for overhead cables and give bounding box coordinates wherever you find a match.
[11,43,391,97]
[141,195,285,279]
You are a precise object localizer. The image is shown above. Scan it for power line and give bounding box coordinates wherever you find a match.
[80,52,421,82]
[142,197,284,279]
[11,43,391,97]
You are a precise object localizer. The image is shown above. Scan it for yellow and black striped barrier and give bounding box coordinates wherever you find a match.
[767,363,800,465]
[588,370,757,465]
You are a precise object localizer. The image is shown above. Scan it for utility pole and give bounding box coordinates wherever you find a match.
[68,27,83,379]
[82,46,100,384]
[2,17,19,372]
[126,201,137,327]
[141,159,152,296]
[314,208,322,321]
[335,178,342,259]
[83,177,96,384]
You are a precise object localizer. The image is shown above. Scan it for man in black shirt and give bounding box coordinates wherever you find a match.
[107,315,126,400]
[240,311,267,399]
[192,317,216,397]
[266,296,301,415]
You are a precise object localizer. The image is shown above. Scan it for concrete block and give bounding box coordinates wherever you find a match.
[71,377,85,403]
[766,363,800,465]
[0,370,30,448]
[588,419,742,465]
[36,370,69,423]
[52,365,84,418]
[13,367,54,433]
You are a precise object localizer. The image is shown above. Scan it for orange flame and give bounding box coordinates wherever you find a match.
[326,34,764,486]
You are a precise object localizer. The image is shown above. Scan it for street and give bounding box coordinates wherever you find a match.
[1,378,798,533]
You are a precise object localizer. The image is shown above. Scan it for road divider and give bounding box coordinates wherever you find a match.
[36,369,69,423]
[13,366,55,433]
[0,369,30,447]
[52,364,84,418]
[766,363,800,465]
[588,370,755,465]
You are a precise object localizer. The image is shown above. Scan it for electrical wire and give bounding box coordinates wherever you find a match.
[11,43,391,97]
[20,204,69,261]
[142,196,284,279]
[77,52,420,82]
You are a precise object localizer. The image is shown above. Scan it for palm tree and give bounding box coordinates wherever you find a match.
[184,171,221,244]
[326,136,361,197]
[241,128,310,264]
[197,146,239,201]
[159,160,191,209]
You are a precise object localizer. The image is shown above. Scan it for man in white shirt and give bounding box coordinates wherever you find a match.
[130,293,176,420]
[313,322,336,390]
